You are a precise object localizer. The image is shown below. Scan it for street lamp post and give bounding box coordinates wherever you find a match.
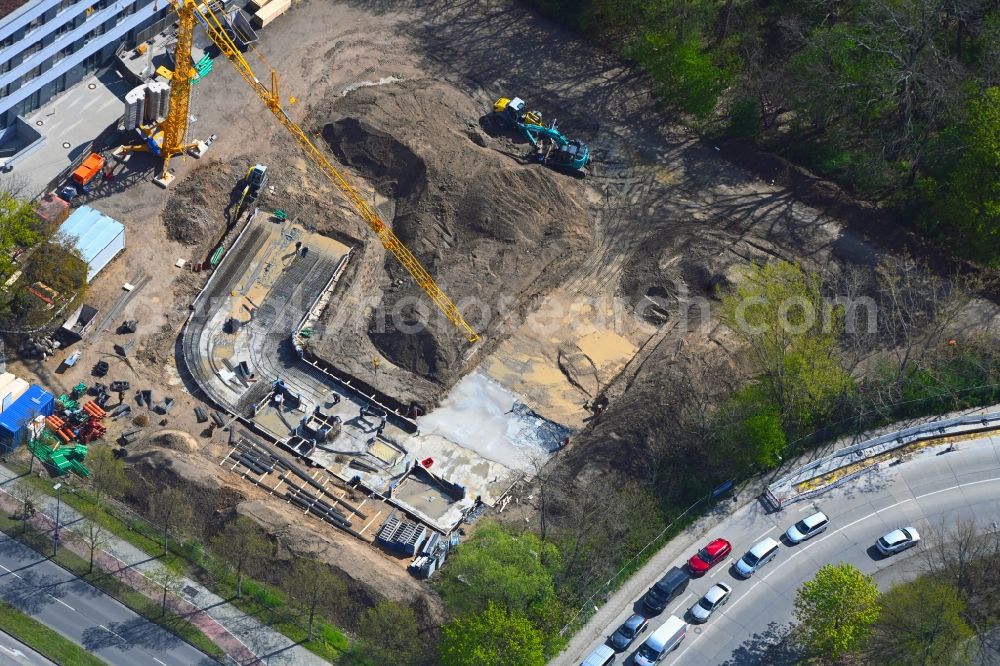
[52,483,62,557]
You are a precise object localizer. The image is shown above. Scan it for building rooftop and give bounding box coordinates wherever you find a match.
[0,68,129,198]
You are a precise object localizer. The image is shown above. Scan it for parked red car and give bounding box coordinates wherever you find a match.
[687,538,732,576]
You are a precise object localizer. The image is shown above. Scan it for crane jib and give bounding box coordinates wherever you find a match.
[185,0,479,343]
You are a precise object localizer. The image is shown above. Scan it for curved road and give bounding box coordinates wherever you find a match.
[561,433,1000,665]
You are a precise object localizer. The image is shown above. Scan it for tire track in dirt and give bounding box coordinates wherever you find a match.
[564,165,655,297]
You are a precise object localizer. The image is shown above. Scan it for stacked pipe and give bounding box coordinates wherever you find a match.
[45,415,74,443]
[284,487,365,539]
[235,434,368,519]
[232,450,274,476]
[82,401,106,419]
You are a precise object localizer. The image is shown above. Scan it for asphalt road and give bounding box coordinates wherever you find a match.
[568,434,1000,666]
[0,532,215,666]
[0,631,54,666]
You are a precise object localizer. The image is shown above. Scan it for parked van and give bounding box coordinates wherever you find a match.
[581,643,616,666]
[633,616,686,666]
[735,537,780,578]
[642,566,690,614]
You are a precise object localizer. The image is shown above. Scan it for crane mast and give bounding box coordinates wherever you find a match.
[156,4,198,180]
[170,0,479,343]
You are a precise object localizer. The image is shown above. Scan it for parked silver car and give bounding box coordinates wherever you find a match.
[785,511,830,544]
[689,583,732,623]
[735,537,780,577]
[876,527,920,555]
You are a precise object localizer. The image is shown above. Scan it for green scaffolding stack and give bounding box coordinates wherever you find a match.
[27,432,90,478]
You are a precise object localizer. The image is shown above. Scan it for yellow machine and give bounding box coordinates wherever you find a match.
[493,97,542,126]
[166,0,479,343]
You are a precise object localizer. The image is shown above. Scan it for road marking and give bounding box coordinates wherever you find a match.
[0,564,22,579]
[721,580,759,615]
[798,504,814,512]
[751,526,776,543]
[153,658,166,665]
[670,592,694,614]
[48,594,75,611]
[99,625,126,642]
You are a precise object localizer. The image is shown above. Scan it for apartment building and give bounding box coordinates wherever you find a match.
[0,0,168,141]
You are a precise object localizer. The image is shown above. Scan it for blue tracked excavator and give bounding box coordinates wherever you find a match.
[493,97,590,172]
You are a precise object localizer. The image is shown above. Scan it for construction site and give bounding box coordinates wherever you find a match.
[0,0,899,638]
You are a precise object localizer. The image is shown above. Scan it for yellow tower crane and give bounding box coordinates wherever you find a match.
[167,0,479,343]
[117,5,201,186]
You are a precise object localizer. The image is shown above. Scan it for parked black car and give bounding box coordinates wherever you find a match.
[642,566,690,614]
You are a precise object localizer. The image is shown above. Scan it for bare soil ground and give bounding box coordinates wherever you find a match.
[10,0,940,630]
[310,77,592,398]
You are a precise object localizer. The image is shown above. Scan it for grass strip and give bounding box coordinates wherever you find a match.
[0,598,108,666]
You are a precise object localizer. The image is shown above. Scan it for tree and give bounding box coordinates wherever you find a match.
[10,480,42,535]
[924,86,1000,262]
[87,445,130,507]
[865,578,973,665]
[626,30,729,117]
[437,520,560,618]
[148,488,193,556]
[73,505,111,574]
[209,516,270,599]
[793,562,881,660]
[720,261,851,430]
[439,603,545,666]
[0,188,41,280]
[283,558,345,641]
[711,385,787,473]
[358,600,423,666]
[148,567,182,616]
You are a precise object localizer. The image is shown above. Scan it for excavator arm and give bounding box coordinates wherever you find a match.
[178,0,480,343]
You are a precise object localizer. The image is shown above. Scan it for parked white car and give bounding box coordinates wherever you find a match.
[876,527,920,555]
[785,511,830,544]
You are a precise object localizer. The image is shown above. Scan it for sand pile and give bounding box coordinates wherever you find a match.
[313,78,594,393]
[146,429,199,453]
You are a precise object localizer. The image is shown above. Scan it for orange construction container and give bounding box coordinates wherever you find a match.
[71,153,105,187]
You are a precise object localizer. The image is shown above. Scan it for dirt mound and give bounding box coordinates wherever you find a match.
[324,118,427,199]
[313,79,593,392]
[145,429,199,452]
[125,446,242,536]
[162,158,245,247]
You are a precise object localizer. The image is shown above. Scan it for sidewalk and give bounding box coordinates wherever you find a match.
[0,464,330,666]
